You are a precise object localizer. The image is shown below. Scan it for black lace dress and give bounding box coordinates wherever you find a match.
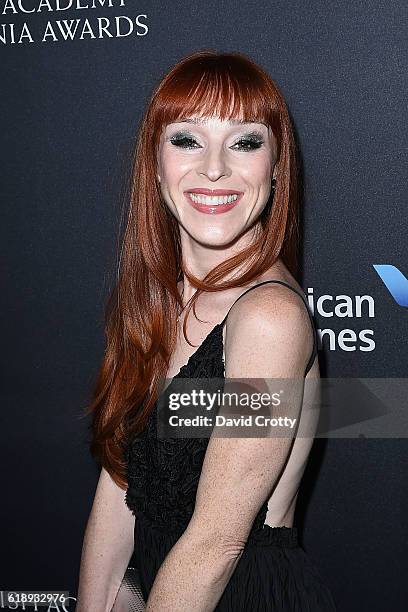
[125,280,337,611]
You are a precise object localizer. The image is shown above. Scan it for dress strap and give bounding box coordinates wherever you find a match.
[219,279,318,375]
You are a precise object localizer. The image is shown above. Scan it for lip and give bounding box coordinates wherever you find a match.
[183,189,243,215]
[185,188,243,196]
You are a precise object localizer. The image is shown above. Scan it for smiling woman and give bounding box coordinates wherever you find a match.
[76,50,337,611]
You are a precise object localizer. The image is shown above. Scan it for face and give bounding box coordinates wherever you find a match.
[157,116,277,247]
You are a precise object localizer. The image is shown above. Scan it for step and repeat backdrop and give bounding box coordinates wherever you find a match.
[1,1,407,611]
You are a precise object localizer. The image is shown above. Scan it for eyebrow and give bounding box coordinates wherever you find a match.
[177,117,258,126]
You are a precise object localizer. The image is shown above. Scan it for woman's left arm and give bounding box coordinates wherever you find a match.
[145,287,313,611]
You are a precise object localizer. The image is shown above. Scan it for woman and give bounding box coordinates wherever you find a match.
[76,50,336,611]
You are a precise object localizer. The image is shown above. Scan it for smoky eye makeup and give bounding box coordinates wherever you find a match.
[167,130,199,148]
[165,126,267,150]
[240,129,264,139]
[235,130,265,145]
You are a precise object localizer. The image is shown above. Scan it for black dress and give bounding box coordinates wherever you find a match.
[125,280,337,611]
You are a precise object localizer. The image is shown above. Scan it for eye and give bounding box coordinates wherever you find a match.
[231,134,264,151]
[169,132,201,150]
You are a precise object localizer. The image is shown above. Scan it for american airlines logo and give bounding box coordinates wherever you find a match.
[306,265,407,353]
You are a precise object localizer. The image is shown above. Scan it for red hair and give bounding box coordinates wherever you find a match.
[84,50,300,489]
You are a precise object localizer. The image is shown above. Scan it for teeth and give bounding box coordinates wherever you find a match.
[188,193,239,205]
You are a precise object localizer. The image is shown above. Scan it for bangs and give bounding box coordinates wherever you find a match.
[155,54,280,129]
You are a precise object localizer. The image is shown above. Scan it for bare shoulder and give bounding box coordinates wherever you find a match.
[226,278,311,334]
[224,280,314,378]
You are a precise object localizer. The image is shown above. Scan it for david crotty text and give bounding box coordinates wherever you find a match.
[168,415,297,429]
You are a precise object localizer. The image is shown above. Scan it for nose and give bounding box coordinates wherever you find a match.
[197,144,231,181]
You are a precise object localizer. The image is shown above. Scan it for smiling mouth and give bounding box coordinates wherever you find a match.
[187,192,239,206]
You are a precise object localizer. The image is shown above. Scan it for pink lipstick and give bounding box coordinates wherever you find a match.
[183,188,244,215]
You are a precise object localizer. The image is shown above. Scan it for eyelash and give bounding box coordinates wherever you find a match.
[169,132,264,151]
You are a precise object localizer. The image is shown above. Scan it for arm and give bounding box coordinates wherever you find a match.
[144,285,314,612]
[76,466,135,612]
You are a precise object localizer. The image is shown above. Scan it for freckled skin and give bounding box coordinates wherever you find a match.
[142,117,318,611]
[141,115,322,612]
[155,115,280,385]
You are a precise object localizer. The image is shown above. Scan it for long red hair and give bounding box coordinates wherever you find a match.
[84,50,300,489]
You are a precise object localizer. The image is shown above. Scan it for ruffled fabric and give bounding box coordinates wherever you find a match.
[132,512,336,611]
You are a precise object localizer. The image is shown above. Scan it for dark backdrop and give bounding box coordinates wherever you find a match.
[1,1,407,610]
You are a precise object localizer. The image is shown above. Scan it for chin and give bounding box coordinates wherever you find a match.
[189,228,243,248]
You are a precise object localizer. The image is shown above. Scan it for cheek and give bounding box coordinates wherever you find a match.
[241,155,273,190]
[160,149,190,184]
